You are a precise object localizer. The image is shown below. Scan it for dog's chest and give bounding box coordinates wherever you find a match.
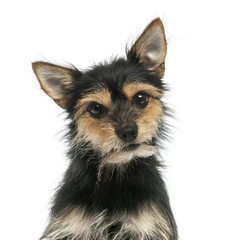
[45,205,173,240]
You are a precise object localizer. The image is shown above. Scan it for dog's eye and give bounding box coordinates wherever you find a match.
[133,92,149,108]
[88,102,107,118]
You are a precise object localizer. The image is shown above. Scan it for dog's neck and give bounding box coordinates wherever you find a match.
[46,149,177,240]
[52,145,169,212]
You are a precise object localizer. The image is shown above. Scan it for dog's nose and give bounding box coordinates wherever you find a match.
[116,125,138,142]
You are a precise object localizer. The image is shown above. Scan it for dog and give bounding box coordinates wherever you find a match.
[32,18,178,240]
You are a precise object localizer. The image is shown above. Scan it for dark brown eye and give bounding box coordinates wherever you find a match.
[133,92,149,108]
[88,102,107,118]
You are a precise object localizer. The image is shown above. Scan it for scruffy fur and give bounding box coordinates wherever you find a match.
[32,18,178,240]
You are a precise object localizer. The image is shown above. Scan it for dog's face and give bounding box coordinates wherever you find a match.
[32,18,167,164]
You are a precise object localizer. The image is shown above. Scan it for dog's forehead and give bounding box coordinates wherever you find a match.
[85,61,155,90]
[74,58,163,110]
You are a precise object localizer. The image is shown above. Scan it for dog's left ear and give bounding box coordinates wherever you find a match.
[127,18,167,78]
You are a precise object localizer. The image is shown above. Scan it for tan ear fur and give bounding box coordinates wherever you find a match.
[32,62,77,108]
[129,18,167,78]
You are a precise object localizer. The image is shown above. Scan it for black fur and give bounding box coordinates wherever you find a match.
[34,18,178,240]
[41,58,177,239]
[66,58,165,114]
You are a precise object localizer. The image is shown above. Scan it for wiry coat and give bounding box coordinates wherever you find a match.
[32,18,178,240]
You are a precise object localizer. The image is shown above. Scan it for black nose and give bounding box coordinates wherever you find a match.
[116,125,138,142]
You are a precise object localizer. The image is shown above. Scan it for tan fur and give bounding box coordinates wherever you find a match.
[123,82,163,146]
[129,18,167,78]
[32,62,76,108]
[73,113,122,157]
[97,144,158,181]
[34,18,174,240]
[73,87,119,155]
[72,82,163,168]
[122,82,163,101]
[136,95,163,142]
[42,203,173,240]
[75,88,112,116]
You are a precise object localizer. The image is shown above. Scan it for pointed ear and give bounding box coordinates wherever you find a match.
[32,62,81,109]
[127,18,167,78]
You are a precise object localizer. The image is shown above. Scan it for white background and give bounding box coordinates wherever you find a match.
[1,0,234,239]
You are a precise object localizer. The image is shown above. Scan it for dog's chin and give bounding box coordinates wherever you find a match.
[101,142,157,165]
[123,143,140,151]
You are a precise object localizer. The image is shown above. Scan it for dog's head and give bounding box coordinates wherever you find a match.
[32,18,167,163]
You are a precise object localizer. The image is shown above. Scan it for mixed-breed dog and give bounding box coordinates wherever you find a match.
[32,18,178,240]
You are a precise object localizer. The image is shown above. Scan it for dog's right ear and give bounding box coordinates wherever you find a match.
[32,62,81,109]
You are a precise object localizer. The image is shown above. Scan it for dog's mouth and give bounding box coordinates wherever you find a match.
[122,138,156,152]
[123,143,140,151]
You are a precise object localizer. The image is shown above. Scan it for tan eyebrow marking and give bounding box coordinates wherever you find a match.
[122,82,163,101]
[74,88,111,117]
